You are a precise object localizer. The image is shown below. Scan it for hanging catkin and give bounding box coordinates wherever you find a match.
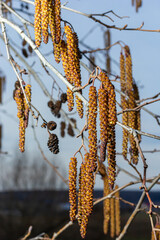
[98,87,108,162]
[61,40,74,111]
[34,0,42,47]
[115,185,121,236]
[69,157,77,222]
[99,162,110,235]
[54,0,61,44]
[120,52,129,159]
[110,194,115,238]
[124,45,138,164]
[14,88,25,152]
[133,82,141,142]
[88,86,98,172]
[24,84,31,129]
[64,25,83,117]
[41,0,49,44]
[48,0,55,43]
[107,125,116,189]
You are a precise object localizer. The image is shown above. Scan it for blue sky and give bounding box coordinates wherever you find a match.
[0,0,160,190]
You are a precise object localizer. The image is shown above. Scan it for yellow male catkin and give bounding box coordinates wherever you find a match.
[115,185,121,236]
[64,25,83,118]
[120,52,128,159]
[98,87,108,162]
[53,41,61,63]
[24,84,31,129]
[14,88,25,152]
[99,162,110,235]
[85,153,94,217]
[61,40,74,111]
[125,46,138,164]
[99,71,117,126]
[69,157,77,222]
[107,125,116,189]
[48,0,55,43]
[54,0,61,44]
[41,0,49,44]
[110,195,115,238]
[34,0,41,47]
[133,82,141,142]
[88,86,98,172]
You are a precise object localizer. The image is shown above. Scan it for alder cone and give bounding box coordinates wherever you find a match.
[47,121,57,131]
[60,93,67,103]
[47,133,59,154]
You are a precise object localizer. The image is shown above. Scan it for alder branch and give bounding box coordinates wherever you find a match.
[116,174,160,240]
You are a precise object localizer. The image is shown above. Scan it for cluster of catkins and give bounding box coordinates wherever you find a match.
[99,162,121,238]
[34,1,83,118]
[47,93,67,118]
[68,72,117,238]
[120,46,141,164]
[132,0,142,12]
[13,81,31,152]
[47,121,59,154]
[69,153,94,238]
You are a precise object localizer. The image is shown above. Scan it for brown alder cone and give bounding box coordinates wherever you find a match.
[69,157,77,222]
[115,185,121,236]
[125,46,138,164]
[64,25,83,117]
[54,0,61,44]
[120,52,129,159]
[24,84,31,129]
[98,87,108,162]
[110,195,115,238]
[88,86,98,172]
[99,162,110,235]
[34,0,42,47]
[107,125,116,189]
[61,40,74,111]
[41,0,49,44]
[99,71,117,126]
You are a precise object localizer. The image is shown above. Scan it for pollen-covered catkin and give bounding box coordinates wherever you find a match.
[98,87,108,162]
[61,40,74,111]
[48,0,55,43]
[88,86,98,172]
[41,0,49,44]
[120,52,128,159]
[99,71,117,126]
[53,41,61,63]
[125,45,138,164]
[107,125,116,189]
[110,195,115,238]
[24,84,31,129]
[34,0,41,47]
[99,162,110,235]
[64,25,83,117]
[54,0,61,44]
[14,88,26,152]
[115,185,121,236]
[85,153,94,217]
[69,157,77,222]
